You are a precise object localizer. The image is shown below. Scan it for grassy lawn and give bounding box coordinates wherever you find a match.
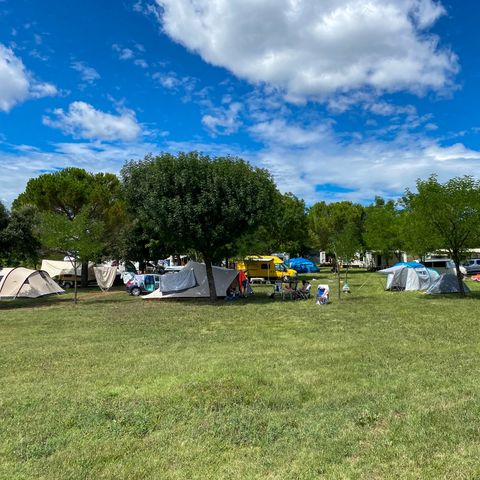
[1,271,480,479]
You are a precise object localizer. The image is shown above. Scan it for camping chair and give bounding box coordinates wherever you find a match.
[316,284,330,305]
[270,280,284,299]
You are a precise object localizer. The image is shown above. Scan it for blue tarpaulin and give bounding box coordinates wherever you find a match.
[287,257,320,273]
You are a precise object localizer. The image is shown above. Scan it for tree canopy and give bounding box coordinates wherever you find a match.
[363,197,405,262]
[402,175,480,295]
[122,152,278,299]
[14,167,126,286]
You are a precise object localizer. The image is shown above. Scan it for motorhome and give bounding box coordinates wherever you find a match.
[237,256,297,282]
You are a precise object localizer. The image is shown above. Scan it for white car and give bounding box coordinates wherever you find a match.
[464,259,480,275]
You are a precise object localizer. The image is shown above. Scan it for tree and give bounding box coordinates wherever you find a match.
[402,175,480,296]
[235,192,309,257]
[363,197,405,264]
[121,152,278,300]
[14,168,125,286]
[0,202,41,267]
[40,209,104,304]
[308,201,365,299]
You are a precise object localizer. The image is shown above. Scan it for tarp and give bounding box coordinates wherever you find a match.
[0,267,64,299]
[378,264,439,291]
[93,266,117,291]
[41,259,80,278]
[287,257,320,273]
[157,267,196,293]
[426,273,470,295]
[143,261,239,299]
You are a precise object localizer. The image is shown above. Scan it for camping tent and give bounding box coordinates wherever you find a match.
[0,267,64,299]
[143,261,239,299]
[378,262,439,291]
[287,257,320,273]
[41,259,80,278]
[426,273,470,295]
[41,260,95,279]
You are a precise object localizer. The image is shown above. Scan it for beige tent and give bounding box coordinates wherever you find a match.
[41,259,80,278]
[143,261,239,299]
[0,267,64,299]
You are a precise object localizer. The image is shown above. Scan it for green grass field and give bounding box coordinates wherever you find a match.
[1,271,480,479]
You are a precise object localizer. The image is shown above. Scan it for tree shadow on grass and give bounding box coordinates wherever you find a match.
[419,290,480,301]
[0,295,73,311]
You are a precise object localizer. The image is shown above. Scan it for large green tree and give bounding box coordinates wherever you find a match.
[363,197,405,264]
[121,152,278,300]
[0,202,41,267]
[402,175,480,295]
[14,168,125,286]
[236,192,309,257]
[308,201,365,298]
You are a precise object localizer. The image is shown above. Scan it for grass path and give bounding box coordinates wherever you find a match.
[1,272,480,479]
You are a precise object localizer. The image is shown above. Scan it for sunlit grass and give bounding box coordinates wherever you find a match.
[1,271,480,479]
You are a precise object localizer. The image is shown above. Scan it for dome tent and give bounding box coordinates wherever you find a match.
[287,257,319,273]
[0,267,64,300]
[378,262,439,291]
[426,273,470,295]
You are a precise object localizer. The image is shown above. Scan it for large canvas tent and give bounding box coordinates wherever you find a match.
[287,257,319,273]
[426,273,470,295]
[143,261,239,299]
[41,260,95,279]
[378,262,439,291]
[0,267,64,299]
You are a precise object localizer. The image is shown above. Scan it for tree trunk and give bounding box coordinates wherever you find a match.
[81,260,89,288]
[204,255,217,301]
[452,254,465,297]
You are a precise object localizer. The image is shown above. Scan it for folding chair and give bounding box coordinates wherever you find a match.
[316,284,330,305]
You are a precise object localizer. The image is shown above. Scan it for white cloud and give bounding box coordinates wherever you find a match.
[0,140,157,205]
[202,102,243,135]
[70,61,100,84]
[0,43,57,112]
[249,118,480,203]
[156,0,458,103]
[43,101,142,142]
[113,44,149,68]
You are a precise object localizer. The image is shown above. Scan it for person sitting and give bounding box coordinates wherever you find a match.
[298,280,312,299]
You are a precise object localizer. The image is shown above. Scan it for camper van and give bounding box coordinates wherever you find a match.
[237,256,297,282]
[421,258,467,276]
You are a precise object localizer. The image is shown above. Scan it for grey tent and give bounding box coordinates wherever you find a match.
[143,261,239,299]
[426,273,470,295]
[0,267,64,299]
[378,263,439,291]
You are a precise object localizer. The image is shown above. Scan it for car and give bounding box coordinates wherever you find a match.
[464,258,480,275]
[126,274,161,296]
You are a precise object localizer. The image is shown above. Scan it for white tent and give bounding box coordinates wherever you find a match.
[0,267,64,299]
[143,261,239,299]
[378,263,440,291]
[426,273,470,295]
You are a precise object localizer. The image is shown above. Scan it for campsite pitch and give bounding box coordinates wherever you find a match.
[1,271,480,479]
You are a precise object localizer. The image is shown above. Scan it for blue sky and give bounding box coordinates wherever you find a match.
[1,0,479,206]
